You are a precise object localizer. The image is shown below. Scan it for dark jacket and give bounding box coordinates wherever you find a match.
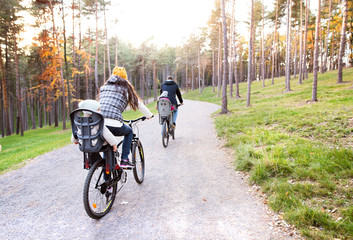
[160,80,183,107]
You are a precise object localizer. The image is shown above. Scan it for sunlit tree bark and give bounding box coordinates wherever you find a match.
[312,0,321,101]
[322,0,331,73]
[261,0,265,87]
[299,0,304,84]
[247,0,254,107]
[285,0,292,92]
[220,0,228,113]
[337,0,348,84]
[303,0,309,79]
[103,2,111,75]
[217,22,221,98]
[271,0,279,85]
[61,0,71,113]
[94,0,99,97]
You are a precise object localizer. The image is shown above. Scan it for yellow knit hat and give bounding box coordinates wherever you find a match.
[112,66,128,80]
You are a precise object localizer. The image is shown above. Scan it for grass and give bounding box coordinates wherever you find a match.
[0,101,158,175]
[184,68,353,240]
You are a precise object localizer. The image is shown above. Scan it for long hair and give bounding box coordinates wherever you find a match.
[111,67,139,110]
[116,77,140,110]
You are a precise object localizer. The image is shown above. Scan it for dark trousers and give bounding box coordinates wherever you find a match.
[107,123,133,160]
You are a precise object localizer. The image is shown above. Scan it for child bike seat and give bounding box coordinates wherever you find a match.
[70,108,105,153]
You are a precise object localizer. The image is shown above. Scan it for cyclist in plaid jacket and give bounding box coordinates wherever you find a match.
[99,66,153,169]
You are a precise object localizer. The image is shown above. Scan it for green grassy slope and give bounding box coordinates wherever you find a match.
[184,68,353,240]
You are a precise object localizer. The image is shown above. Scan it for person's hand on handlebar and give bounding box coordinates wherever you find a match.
[147,115,154,120]
[180,103,184,106]
[112,145,117,152]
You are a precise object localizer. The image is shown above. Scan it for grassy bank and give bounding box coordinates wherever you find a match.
[0,102,158,175]
[184,68,353,240]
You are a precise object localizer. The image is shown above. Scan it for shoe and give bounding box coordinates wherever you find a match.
[171,123,176,129]
[120,159,135,169]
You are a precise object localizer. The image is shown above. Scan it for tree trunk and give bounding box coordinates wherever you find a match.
[29,78,36,130]
[229,0,235,97]
[312,0,321,101]
[293,29,298,78]
[323,0,331,74]
[212,48,215,93]
[247,0,254,107]
[337,0,348,84]
[191,65,195,91]
[153,60,157,101]
[49,0,66,129]
[198,43,201,94]
[220,0,228,113]
[185,50,188,92]
[0,45,10,136]
[115,34,118,66]
[234,45,240,99]
[104,4,111,75]
[261,0,265,87]
[86,28,91,99]
[72,0,78,109]
[299,0,304,84]
[303,0,309,79]
[217,22,222,98]
[94,0,99,97]
[271,0,279,84]
[61,0,71,113]
[14,37,23,136]
[141,57,146,101]
[285,0,292,92]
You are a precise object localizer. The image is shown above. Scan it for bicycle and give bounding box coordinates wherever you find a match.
[157,99,178,148]
[70,109,146,219]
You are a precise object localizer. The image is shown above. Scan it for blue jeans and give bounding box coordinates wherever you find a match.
[161,108,178,135]
[107,124,133,160]
[173,108,178,124]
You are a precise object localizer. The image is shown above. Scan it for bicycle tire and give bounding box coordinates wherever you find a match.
[83,158,117,219]
[162,120,169,148]
[132,141,145,184]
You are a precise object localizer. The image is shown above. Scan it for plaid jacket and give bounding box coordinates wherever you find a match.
[99,75,128,123]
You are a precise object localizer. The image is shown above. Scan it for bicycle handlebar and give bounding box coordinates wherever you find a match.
[123,115,154,124]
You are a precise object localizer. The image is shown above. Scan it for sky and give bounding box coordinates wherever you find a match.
[104,0,318,48]
[18,0,319,49]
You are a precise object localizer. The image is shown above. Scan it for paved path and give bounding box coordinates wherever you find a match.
[0,100,299,240]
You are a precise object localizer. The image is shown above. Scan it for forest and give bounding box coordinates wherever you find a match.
[0,0,352,137]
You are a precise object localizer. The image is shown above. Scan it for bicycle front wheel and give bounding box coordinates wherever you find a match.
[162,120,169,148]
[132,140,145,184]
[83,158,117,219]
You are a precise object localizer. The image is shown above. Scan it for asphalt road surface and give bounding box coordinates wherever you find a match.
[0,100,300,240]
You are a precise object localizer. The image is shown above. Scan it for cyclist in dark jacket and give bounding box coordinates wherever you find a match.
[160,76,183,126]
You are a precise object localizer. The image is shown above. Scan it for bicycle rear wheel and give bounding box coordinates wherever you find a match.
[132,140,145,184]
[162,120,169,148]
[83,158,117,219]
